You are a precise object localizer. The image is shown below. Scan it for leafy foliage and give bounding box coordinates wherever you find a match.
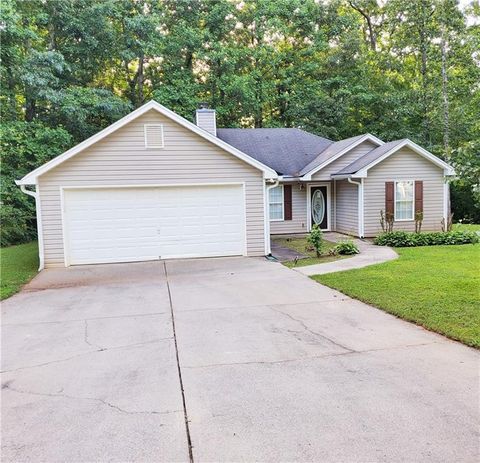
[0,122,73,246]
[307,225,324,257]
[450,140,480,223]
[331,240,360,255]
[0,0,479,245]
[373,230,479,247]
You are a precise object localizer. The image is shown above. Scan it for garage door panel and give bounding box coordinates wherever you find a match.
[63,185,246,265]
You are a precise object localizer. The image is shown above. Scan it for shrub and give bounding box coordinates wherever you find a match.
[380,210,394,233]
[374,230,479,247]
[307,225,324,257]
[415,211,423,233]
[332,240,360,255]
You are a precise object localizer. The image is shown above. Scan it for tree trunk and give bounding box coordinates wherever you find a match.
[255,78,263,128]
[137,53,144,107]
[25,99,36,122]
[349,1,376,51]
[48,22,56,51]
[419,0,430,147]
[441,24,450,160]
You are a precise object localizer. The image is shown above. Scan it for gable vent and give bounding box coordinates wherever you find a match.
[144,124,164,148]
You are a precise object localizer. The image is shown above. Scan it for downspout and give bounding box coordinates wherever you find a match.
[347,177,364,238]
[333,179,337,232]
[19,183,45,270]
[264,179,279,255]
[443,176,450,226]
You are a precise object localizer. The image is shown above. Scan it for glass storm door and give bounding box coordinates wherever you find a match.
[311,186,328,229]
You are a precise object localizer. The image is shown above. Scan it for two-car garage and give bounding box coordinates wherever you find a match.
[19,101,276,268]
[62,184,246,265]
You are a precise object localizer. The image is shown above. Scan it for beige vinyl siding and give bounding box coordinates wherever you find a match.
[38,109,265,267]
[335,179,358,235]
[363,147,445,236]
[312,141,377,180]
[270,183,308,234]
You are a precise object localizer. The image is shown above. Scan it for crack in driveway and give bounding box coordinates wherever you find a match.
[182,351,354,369]
[83,319,105,350]
[182,341,441,369]
[269,306,356,353]
[1,338,173,374]
[1,311,170,327]
[2,383,181,417]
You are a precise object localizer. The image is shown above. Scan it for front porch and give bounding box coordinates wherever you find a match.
[268,180,361,238]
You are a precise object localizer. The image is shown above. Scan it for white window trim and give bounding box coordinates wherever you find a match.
[269,184,284,222]
[394,180,415,222]
[144,124,165,149]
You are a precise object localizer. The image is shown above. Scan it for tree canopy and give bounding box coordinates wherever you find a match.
[1,0,479,245]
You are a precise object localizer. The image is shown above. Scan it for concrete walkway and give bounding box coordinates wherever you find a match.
[295,232,398,276]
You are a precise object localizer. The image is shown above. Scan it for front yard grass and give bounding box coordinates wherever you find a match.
[313,244,480,348]
[273,236,350,268]
[1,242,39,300]
[453,223,480,232]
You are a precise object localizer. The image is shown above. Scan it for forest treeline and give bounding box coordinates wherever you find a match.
[1,0,479,246]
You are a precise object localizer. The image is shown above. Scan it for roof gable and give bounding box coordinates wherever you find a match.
[300,134,384,180]
[333,139,455,177]
[17,101,277,185]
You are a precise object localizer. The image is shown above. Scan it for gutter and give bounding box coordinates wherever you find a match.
[17,182,44,271]
[264,179,279,255]
[347,177,365,238]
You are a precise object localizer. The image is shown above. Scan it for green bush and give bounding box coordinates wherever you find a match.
[332,240,360,255]
[307,225,324,257]
[1,122,73,246]
[374,230,479,247]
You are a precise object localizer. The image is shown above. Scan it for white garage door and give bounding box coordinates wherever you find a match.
[62,184,246,265]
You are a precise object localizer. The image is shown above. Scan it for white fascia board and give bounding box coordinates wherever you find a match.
[354,139,456,178]
[302,134,384,181]
[277,176,304,182]
[18,100,277,185]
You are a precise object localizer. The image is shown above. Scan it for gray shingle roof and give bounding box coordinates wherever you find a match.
[216,128,332,176]
[298,134,369,176]
[334,139,407,176]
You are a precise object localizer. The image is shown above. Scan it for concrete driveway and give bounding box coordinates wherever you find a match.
[1,258,478,462]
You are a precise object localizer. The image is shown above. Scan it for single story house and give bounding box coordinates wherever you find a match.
[17,100,455,269]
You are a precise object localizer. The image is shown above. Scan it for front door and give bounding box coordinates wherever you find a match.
[310,186,328,230]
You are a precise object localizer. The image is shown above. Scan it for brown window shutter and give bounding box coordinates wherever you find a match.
[415,181,423,214]
[385,182,394,215]
[284,184,292,220]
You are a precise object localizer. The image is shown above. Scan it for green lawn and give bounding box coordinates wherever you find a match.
[453,223,480,232]
[1,242,39,300]
[273,236,350,268]
[313,244,480,347]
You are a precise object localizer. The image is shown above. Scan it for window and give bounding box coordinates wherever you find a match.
[269,185,284,221]
[395,181,414,220]
[144,124,164,148]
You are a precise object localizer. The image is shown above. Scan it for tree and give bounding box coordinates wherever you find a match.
[1,0,479,246]
[0,122,73,246]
